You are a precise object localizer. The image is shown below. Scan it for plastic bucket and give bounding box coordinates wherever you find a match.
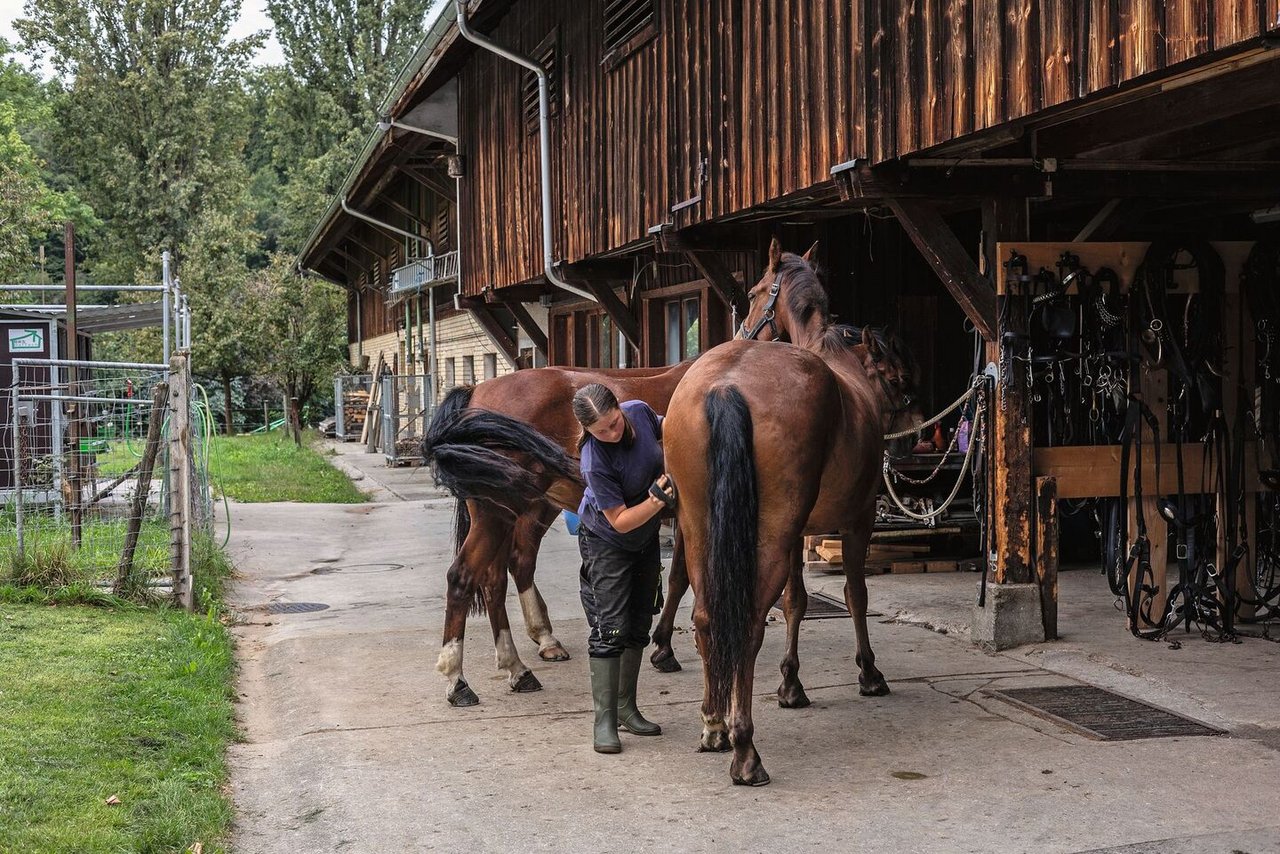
[562,510,581,536]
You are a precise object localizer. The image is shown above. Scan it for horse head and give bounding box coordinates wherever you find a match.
[857,326,924,451]
[737,237,829,344]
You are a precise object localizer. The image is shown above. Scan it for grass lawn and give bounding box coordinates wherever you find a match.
[0,602,236,853]
[208,430,366,504]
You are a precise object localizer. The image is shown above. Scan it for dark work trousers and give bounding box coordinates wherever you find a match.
[579,526,662,659]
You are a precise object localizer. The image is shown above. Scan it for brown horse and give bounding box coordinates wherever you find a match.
[423,364,691,706]
[663,239,920,786]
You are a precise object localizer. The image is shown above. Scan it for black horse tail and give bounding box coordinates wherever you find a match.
[422,385,581,511]
[703,386,758,719]
[435,386,477,553]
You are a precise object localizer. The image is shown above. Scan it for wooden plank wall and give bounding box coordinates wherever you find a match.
[458,0,1274,292]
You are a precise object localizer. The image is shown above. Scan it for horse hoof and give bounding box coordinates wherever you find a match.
[697,731,731,753]
[859,676,891,697]
[777,685,812,709]
[511,670,543,693]
[650,651,682,673]
[447,679,480,707]
[538,643,571,662]
[731,767,771,787]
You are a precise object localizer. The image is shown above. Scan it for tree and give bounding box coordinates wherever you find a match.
[253,0,438,252]
[0,43,95,281]
[17,0,262,282]
[252,252,347,435]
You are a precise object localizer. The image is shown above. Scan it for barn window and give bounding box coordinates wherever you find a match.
[522,30,559,136]
[483,353,497,380]
[603,0,657,66]
[463,355,475,385]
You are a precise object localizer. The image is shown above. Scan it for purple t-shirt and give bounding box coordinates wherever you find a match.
[578,400,664,552]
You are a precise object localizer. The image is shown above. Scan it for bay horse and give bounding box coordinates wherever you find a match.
[663,239,920,785]
[422,363,692,706]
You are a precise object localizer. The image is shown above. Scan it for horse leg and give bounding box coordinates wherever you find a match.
[487,565,542,693]
[693,602,731,753]
[436,506,511,707]
[842,525,890,696]
[729,619,770,786]
[650,524,686,672]
[776,545,811,708]
[512,504,571,662]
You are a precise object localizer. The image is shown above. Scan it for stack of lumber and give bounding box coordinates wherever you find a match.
[803,534,979,575]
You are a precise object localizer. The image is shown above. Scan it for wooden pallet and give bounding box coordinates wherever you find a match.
[803,533,979,575]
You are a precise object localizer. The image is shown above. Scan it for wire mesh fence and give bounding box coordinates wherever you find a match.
[381,373,433,465]
[1,354,210,603]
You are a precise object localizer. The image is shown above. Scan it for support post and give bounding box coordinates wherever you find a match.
[1035,476,1059,640]
[11,386,23,559]
[168,352,193,610]
[117,382,170,595]
[64,221,81,548]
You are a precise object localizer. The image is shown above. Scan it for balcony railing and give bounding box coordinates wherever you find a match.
[389,250,459,296]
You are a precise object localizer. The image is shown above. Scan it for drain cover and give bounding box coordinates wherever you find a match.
[986,685,1223,741]
[265,602,330,614]
[770,591,881,620]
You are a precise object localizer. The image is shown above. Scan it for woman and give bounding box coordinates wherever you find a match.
[573,383,677,754]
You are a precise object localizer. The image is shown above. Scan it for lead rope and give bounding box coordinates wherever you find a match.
[881,378,987,523]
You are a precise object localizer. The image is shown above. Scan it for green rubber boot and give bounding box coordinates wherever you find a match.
[590,657,622,754]
[617,647,662,736]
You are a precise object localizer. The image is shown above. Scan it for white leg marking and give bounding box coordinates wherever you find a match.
[436,638,464,685]
[518,585,559,650]
[494,628,527,683]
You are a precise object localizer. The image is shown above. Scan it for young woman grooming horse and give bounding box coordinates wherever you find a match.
[572,383,676,753]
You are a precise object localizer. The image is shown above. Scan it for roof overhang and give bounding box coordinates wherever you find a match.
[0,302,165,333]
[298,0,514,287]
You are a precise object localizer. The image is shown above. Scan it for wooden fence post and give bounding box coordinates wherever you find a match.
[116,382,170,595]
[168,353,193,610]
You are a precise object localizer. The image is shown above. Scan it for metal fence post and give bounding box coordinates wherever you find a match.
[168,352,193,610]
[11,385,23,560]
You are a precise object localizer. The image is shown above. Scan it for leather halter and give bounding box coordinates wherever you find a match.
[737,275,782,341]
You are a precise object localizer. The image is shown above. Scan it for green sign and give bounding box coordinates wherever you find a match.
[7,328,44,353]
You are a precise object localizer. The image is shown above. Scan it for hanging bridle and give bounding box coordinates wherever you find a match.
[737,274,783,341]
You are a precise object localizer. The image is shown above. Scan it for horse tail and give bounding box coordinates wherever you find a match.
[422,387,581,511]
[703,385,758,719]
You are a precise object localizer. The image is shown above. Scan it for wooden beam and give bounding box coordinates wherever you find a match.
[461,299,519,364]
[581,280,641,350]
[498,295,548,361]
[395,165,457,202]
[559,262,642,350]
[684,250,746,314]
[1034,444,1262,498]
[982,199,1034,587]
[1034,477,1058,641]
[887,199,997,341]
[1072,199,1125,242]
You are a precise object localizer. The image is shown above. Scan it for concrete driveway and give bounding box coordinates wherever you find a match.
[225,443,1280,853]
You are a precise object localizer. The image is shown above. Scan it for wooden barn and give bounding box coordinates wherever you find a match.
[301,1,1280,645]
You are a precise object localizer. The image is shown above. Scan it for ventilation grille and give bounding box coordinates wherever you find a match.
[605,0,655,53]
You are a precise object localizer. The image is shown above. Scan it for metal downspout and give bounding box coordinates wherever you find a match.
[454,0,597,304]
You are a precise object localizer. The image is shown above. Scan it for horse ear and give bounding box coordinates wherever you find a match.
[768,236,783,271]
[802,241,819,263]
[862,326,883,359]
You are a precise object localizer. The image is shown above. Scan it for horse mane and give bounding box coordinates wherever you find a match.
[778,253,830,327]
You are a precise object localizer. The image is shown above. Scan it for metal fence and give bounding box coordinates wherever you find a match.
[381,374,434,465]
[2,352,209,605]
[334,374,374,441]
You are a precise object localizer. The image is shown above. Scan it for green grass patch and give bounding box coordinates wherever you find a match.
[207,430,366,504]
[0,517,170,595]
[0,601,237,853]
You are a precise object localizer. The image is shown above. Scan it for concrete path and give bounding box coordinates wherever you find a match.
[226,443,1280,853]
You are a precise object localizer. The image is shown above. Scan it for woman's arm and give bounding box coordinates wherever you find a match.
[601,475,671,533]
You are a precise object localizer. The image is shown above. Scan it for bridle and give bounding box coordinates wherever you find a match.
[737,274,782,341]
